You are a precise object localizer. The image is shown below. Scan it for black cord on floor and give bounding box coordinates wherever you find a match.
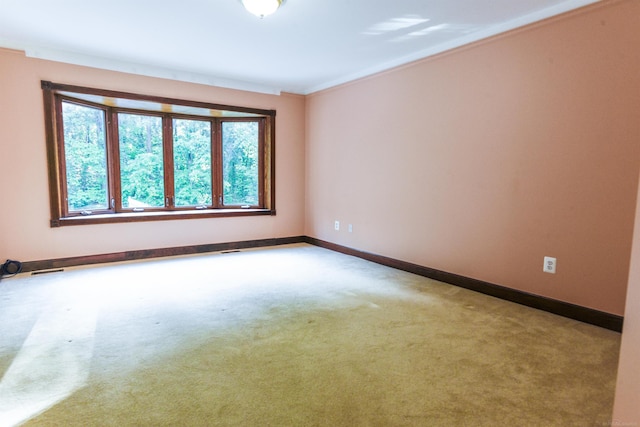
[0,259,22,281]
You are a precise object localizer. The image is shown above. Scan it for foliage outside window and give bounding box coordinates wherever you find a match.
[42,81,275,226]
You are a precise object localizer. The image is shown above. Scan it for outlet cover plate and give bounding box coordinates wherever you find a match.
[543,256,556,274]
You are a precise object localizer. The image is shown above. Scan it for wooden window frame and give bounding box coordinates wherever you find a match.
[42,81,276,227]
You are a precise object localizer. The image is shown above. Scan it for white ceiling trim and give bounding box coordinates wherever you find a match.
[22,46,282,95]
[305,0,601,94]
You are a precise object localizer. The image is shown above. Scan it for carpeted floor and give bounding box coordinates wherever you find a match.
[0,244,620,426]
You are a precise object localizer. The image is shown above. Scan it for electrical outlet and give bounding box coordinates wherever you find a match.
[348,224,353,233]
[334,220,340,231]
[543,256,556,274]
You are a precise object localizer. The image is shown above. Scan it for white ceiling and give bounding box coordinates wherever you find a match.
[0,0,599,95]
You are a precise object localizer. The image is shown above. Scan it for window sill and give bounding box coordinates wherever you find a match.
[51,208,274,227]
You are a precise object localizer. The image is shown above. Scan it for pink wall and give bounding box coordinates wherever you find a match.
[0,48,306,261]
[613,165,640,423]
[305,0,640,316]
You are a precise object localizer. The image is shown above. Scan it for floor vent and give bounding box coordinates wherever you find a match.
[31,269,64,276]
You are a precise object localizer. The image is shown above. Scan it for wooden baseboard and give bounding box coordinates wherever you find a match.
[21,236,306,272]
[304,237,623,332]
[18,235,622,332]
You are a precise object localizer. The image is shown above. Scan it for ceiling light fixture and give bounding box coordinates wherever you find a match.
[242,0,282,18]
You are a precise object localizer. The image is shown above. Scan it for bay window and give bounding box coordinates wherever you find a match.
[42,81,275,226]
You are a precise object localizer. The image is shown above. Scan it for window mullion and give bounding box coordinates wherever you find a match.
[212,119,222,208]
[105,107,116,212]
[163,116,174,209]
[109,109,123,212]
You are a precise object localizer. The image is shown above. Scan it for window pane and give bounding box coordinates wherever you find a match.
[222,121,259,206]
[173,119,212,207]
[118,113,164,208]
[62,102,108,212]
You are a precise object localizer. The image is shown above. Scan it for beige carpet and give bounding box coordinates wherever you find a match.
[0,244,620,426]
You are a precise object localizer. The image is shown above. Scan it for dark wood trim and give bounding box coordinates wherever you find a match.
[53,208,274,226]
[19,234,622,331]
[41,80,276,117]
[163,115,175,208]
[258,118,266,208]
[213,119,222,208]
[304,237,624,332]
[42,85,62,223]
[109,108,122,212]
[269,111,276,213]
[21,236,306,272]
